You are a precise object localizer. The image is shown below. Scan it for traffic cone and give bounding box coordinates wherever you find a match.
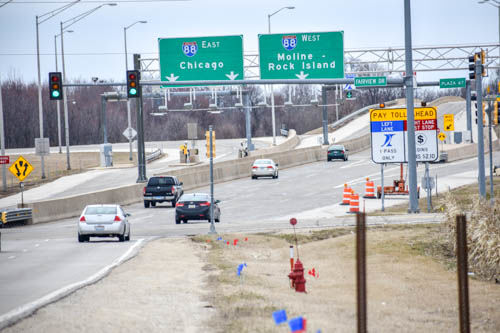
[349,192,360,213]
[340,184,351,205]
[363,177,376,199]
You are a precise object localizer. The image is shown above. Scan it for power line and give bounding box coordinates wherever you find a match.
[0,0,189,4]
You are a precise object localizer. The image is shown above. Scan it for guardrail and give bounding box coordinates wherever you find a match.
[146,148,162,163]
[1,208,33,226]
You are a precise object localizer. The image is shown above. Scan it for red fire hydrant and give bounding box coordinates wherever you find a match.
[288,259,307,293]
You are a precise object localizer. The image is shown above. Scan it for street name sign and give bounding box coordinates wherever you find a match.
[9,156,34,182]
[354,76,387,87]
[258,31,344,80]
[443,114,454,131]
[158,35,244,86]
[439,78,466,89]
[370,107,438,163]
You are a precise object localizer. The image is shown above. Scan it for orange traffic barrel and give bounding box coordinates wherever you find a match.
[349,193,360,213]
[363,177,376,199]
[340,184,351,205]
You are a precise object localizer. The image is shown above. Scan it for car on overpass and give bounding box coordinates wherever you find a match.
[251,159,279,179]
[327,144,349,161]
[77,204,131,242]
[143,176,184,208]
[175,193,221,224]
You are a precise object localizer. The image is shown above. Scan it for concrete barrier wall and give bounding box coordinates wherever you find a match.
[446,139,500,162]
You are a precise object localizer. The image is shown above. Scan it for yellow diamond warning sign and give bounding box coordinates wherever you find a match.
[9,156,34,181]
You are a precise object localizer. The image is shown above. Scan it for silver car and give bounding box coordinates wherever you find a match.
[78,204,131,242]
[251,159,279,179]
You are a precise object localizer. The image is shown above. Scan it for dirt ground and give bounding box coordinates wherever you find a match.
[4,226,500,332]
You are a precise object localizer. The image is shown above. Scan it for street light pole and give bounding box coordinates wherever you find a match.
[35,0,81,177]
[59,3,117,170]
[54,30,72,154]
[267,6,294,146]
[124,20,147,161]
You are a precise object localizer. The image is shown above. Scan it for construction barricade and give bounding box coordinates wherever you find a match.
[349,193,360,213]
[363,177,376,199]
[340,184,351,205]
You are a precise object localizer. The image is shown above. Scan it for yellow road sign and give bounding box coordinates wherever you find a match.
[8,156,34,181]
[443,114,454,131]
[438,132,446,141]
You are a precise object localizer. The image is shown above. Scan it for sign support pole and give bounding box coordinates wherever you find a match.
[381,163,385,212]
[465,80,472,141]
[487,104,494,205]
[322,86,329,145]
[404,0,419,213]
[0,74,6,192]
[425,162,432,213]
[20,182,24,208]
[209,125,216,234]
[243,86,254,151]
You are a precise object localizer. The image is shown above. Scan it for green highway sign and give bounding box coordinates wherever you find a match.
[258,31,344,80]
[354,76,387,87]
[439,78,466,89]
[158,35,244,86]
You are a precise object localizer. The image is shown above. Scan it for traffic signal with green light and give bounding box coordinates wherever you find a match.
[126,70,140,98]
[49,72,62,100]
[346,90,353,99]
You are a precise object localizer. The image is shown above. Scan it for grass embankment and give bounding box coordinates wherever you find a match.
[0,152,136,199]
[192,223,499,332]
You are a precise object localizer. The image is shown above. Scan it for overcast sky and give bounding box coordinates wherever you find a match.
[0,0,498,84]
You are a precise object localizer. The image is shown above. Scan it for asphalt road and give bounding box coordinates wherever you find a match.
[1,148,498,322]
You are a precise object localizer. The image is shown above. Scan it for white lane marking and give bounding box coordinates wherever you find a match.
[340,159,369,169]
[22,249,27,253]
[334,166,400,188]
[44,239,49,242]
[0,238,146,330]
[8,256,15,259]
[34,244,40,248]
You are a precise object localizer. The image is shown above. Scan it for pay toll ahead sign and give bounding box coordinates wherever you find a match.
[158,35,244,86]
[370,107,438,163]
[258,31,344,80]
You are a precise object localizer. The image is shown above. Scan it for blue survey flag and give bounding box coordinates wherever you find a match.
[289,316,306,332]
[272,309,287,325]
[236,263,247,276]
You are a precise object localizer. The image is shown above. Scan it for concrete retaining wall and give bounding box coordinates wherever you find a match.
[249,129,299,156]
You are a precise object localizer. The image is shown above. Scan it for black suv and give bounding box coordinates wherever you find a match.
[143,176,183,208]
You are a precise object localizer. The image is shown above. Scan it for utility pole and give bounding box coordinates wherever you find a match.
[134,54,147,183]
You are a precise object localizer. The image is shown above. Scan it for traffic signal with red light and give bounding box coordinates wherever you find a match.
[49,72,63,100]
[126,70,140,98]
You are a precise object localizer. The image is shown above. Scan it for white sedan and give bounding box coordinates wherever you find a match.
[251,159,279,179]
[77,204,131,242]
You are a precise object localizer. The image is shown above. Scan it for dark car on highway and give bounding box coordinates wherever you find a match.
[327,144,349,161]
[175,193,220,224]
[143,176,183,208]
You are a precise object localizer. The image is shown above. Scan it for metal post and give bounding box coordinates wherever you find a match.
[466,80,472,141]
[243,87,254,151]
[54,35,62,153]
[456,214,470,333]
[60,22,71,170]
[134,54,147,183]
[356,212,367,333]
[35,16,46,178]
[476,60,486,198]
[381,163,385,211]
[270,88,277,145]
[209,125,216,234]
[425,162,431,213]
[335,84,340,121]
[101,95,108,144]
[124,27,133,161]
[487,105,494,205]
[0,74,6,192]
[404,0,419,213]
[321,86,329,145]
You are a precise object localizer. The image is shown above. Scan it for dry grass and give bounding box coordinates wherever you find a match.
[441,192,500,281]
[194,226,500,332]
[0,152,136,199]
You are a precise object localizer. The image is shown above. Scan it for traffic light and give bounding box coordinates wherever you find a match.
[471,92,477,101]
[346,90,355,100]
[468,53,480,80]
[474,102,487,125]
[494,101,499,125]
[48,72,63,100]
[481,49,487,77]
[205,130,216,158]
[126,70,140,98]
